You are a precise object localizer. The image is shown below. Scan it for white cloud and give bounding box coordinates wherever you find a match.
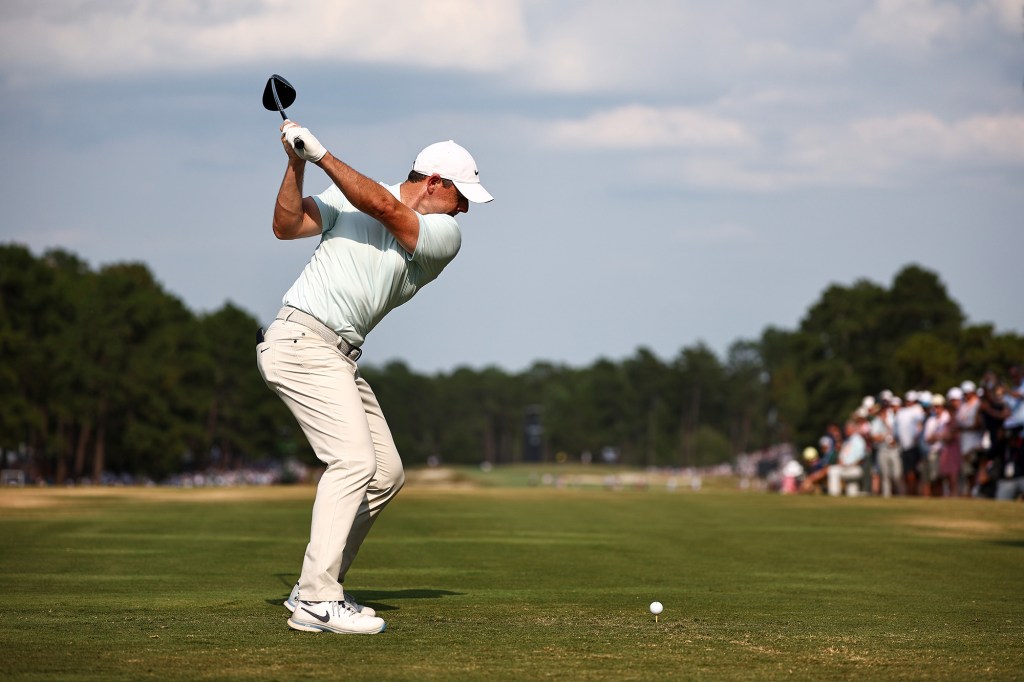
[0,0,529,80]
[676,159,813,192]
[581,109,1024,192]
[985,0,1023,31]
[854,0,1020,53]
[856,0,965,52]
[0,1,860,96]
[718,112,1024,191]
[545,105,754,151]
[789,113,1024,182]
[515,2,856,95]
[741,41,847,72]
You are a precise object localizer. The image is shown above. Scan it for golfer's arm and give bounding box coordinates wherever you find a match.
[316,153,419,252]
[273,159,323,240]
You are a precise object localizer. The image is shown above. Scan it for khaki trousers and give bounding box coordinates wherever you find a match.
[257,317,404,602]
[827,464,863,496]
[876,443,902,497]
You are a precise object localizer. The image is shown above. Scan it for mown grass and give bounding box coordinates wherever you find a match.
[0,475,1022,681]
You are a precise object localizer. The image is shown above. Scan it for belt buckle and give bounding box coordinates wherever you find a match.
[339,339,362,362]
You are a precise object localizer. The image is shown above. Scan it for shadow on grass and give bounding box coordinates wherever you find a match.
[266,576,464,612]
[346,589,465,612]
[988,539,1024,549]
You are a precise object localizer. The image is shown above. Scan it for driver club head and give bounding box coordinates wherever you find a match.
[263,74,297,119]
[263,74,303,149]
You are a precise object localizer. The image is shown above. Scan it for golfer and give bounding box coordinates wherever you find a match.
[257,120,493,634]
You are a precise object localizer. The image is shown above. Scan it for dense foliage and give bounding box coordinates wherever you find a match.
[2,243,1020,481]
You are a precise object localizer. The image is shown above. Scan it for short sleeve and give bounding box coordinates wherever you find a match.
[412,213,462,279]
[312,185,348,233]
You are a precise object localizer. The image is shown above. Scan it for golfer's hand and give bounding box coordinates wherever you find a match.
[281,121,327,163]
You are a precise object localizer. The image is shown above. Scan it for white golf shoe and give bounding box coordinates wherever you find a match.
[283,581,376,617]
[287,599,386,634]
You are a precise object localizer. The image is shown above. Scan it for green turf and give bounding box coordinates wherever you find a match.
[0,476,1022,681]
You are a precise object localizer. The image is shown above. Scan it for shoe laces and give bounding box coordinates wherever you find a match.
[330,599,360,618]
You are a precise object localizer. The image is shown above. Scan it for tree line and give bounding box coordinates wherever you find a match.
[2,243,1021,482]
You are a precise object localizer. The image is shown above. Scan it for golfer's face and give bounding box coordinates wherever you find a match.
[441,183,469,217]
[421,175,468,216]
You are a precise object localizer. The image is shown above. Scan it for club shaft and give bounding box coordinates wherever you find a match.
[270,79,303,150]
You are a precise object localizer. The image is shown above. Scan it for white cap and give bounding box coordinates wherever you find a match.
[905,390,918,403]
[946,387,964,401]
[861,395,876,409]
[918,391,933,406]
[960,380,977,394]
[412,140,493,204]
[783,460,804,477]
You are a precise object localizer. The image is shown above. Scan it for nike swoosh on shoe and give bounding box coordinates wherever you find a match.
[301,607,331,623]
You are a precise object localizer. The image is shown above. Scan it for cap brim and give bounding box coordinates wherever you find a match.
[454,180,493,204]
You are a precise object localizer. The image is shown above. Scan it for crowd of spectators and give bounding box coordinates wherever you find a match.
[787,365,1024,501]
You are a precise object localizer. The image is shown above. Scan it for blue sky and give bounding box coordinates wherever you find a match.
[1,0,1022,373]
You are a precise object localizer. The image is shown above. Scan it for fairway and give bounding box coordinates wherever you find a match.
[0,478,1022,681]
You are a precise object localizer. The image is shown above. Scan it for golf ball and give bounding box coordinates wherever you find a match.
[649,601,664,615]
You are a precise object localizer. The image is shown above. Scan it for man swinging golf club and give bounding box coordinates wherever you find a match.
[257,119,493,634]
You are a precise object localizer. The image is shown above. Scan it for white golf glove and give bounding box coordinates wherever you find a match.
[282,121,327,163]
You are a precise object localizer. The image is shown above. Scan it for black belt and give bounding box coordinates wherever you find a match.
[275,306,362,361]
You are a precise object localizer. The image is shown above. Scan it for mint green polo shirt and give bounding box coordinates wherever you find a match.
[282,183,462,346]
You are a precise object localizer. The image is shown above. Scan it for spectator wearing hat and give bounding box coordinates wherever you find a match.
[800,436,836,493]
[827,418,868,496]
[939,388,964,496]
[922,394,950,496]
[895,391,926,495]
[802,445,822,468]
[871,396,902,497]
[780,459,804,494]
[956,380,985,495]
[857,401,877,494]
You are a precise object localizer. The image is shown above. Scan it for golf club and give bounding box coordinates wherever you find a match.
[263,74,304,150]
